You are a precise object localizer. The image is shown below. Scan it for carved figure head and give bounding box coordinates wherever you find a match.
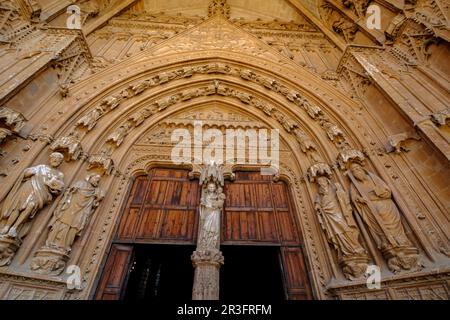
[207,182,217,193]
[317,176,331,195]
[49,152,64,168]
[47,177,64,194]
[87,174,101,187]
[349,162,366,181]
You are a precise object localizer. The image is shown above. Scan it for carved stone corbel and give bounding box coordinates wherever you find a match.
[50,135,83,161]
[0,107,27,134]
[0,128,12,145]
[385,14,407,41]
[337,149,366,170]
[430,108,450,127]
[87,151,115,176]
[385,131,421,153]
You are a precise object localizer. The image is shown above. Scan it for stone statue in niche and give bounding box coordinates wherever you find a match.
[198,181,225,250]
[347,162,421,273]
[31,174,104,275]
[191,162,225,300]
[310,164,369,280]
[0,152,65,266]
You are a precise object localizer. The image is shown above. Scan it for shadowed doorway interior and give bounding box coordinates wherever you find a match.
[123,244,195,301]
[220,245,285,301]
[122,244,285,301]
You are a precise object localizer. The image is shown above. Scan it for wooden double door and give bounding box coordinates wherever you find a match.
[95,168,312,300]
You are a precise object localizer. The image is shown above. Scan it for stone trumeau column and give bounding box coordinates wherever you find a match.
[191,163,225,300]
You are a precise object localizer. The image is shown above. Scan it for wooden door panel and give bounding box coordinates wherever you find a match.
[226,184,247,207]
[95,244,133,300]
[230,212,242,241]
[165,181,191,207]
[239,210,258,240]
[223,172,301,244]
[116,169,200,243]
[281,247,312,300]
[223,211,234,240]
[179,209,196,240]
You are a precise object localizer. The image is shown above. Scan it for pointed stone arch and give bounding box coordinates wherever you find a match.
[26,49,369,300]
[2,39,445,301]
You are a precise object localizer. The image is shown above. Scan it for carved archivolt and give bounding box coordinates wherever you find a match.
[48,62,361,176]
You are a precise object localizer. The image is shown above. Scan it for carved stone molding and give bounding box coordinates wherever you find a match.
[431,108,450,127]
[328,271,450,300]
[0,107,26,134]
[191,249,225,268]
[0,273,66,300]
[385,131,421,153]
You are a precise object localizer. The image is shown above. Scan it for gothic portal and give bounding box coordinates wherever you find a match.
[0,0,449,301]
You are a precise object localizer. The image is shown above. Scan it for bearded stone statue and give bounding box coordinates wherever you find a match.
[0,152,65,266]
[31,174,104,275]
[314,176,369,280]
[348,162,421,272]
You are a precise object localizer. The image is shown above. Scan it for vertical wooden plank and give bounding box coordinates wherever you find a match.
[272,183,288,209]
[95,244,134,300]
[116,175,150,241]
[277,210,297,243]
[280,247,312,300]
[117,208,140,240]
[136,209,161,239]
[255,183,273,209]
[257,211,278,242]
[130,177,149,205]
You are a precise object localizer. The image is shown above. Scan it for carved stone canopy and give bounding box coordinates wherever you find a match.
[337,149,365,170]
[307,163,332,182]
[0,107,26,133]
[193,162,226,187]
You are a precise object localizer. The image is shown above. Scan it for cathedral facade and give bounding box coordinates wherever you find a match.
[0,0,449,300]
